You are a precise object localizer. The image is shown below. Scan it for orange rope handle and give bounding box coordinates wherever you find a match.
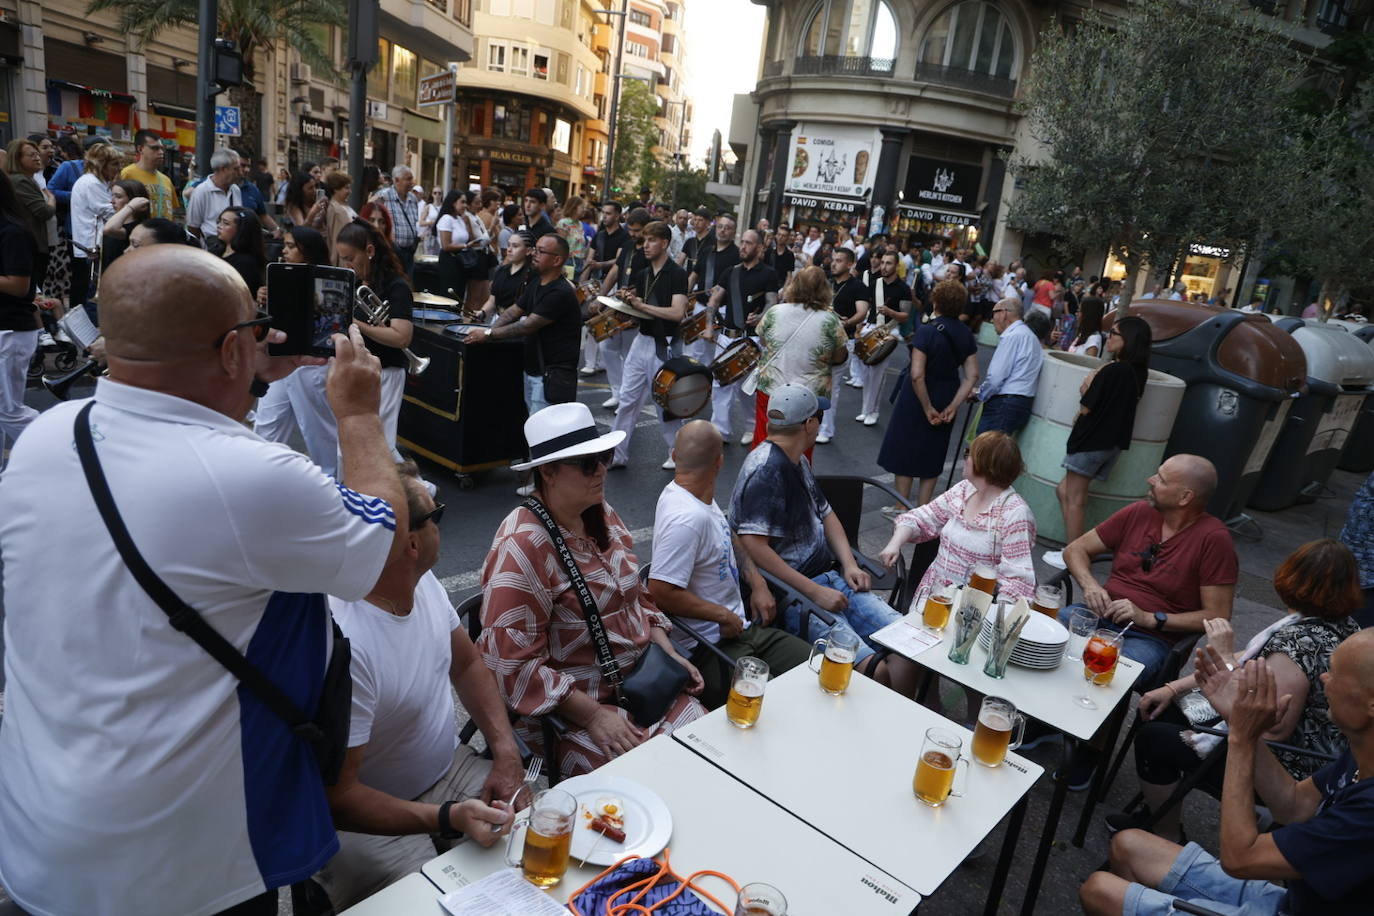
[565,848,744,916]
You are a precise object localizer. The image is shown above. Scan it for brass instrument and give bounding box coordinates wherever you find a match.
[43,360,104,401]
[355,285,432,376]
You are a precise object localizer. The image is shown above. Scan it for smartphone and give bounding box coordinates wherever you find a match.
[266,262,356,356]
[315,187,326,203]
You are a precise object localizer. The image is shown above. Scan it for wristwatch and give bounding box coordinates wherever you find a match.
[437,800,464,839]
[1153,611,1168,631]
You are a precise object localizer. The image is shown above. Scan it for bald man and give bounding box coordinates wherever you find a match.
[1061,454,1238,689]
[1081,632,1374,915]
[0,246,410,916]
[648,420,810,707]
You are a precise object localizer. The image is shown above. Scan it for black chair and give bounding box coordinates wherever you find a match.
[638,563,738,701]
[815,474,912,601]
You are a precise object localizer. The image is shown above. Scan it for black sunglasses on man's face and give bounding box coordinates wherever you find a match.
[410,502,446,530]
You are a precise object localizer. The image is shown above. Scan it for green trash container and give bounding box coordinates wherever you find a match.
[1339,324,1374,473]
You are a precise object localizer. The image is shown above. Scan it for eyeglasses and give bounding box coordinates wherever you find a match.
[213,309,272,348]
[410,502,446,530]
[558,450,614,475]
[1108,329,1124,338]
[1139,542,1163,573]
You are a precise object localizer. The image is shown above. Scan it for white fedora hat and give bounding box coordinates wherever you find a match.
[511,402,625,471]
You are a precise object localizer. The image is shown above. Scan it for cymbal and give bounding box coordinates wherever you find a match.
[413,291,461,307]
[598,296,653,320]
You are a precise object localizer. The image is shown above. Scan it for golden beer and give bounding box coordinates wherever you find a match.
[922,592,953,630]
[521,824,572,887]
[1031,584,1063,618]
[913,750,957,807]
[818,651,854,695]
[968,564,997,597]
[727,679,765,728]
[972,711,1015,767]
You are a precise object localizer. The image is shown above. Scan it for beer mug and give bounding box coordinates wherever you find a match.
[921,581,955,631]
[726,656,769,729]
[912,727,969,808]
[1031,583,1064,618]
[968,563,997,597]
[734,883,788,916]
[504,788,577,887]
[971,696,1026,768]
[808,628,860,695]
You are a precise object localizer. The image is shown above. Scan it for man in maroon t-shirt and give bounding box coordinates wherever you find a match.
[1061,454,1238,685]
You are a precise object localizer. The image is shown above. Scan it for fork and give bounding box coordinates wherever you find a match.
[492,757,543,831]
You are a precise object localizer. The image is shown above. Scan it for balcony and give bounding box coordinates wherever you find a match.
[584,116,609,137]
[593,23,612,54]
[381,0,474,62]
[913,62,1017,98]
[762,59,783,77]
[793,54,894,77]
[594,70,608,96]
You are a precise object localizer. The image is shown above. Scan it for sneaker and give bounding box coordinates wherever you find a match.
[815,434,832,444]
[1054,755,1097,792]
[601,397,620,410]
[1042,549,1066,569]
[38,331,55,347]
[881,504,907,518]
[863,412,878,426]
[854,412,868,422]
[515,482,536,497]
[739,431,754,445]
[579,366,597,376]
[661,458,676,470]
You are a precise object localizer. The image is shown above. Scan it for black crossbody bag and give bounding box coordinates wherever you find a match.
[522,497,688,727]
[74,402,352,784]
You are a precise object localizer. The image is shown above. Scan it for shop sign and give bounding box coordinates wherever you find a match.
[467,146,550,167]
[1189,243,1232,259]
[903,157,982,211]
[895,203,978,226]
[300,116,334,144]
[783,124,877,200]
[782,192,865,216]
[367,100,389,120]
[417,70,457,108]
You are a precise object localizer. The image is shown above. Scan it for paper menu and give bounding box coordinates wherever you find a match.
[870,618,942,657]
[439,868,572,915]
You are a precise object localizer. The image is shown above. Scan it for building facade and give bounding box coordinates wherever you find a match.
[622,0,691,162]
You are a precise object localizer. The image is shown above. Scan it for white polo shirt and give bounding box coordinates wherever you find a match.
[0,379,395,916]
[184,176,242,237]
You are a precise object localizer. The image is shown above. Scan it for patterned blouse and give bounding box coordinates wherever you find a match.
[1259,615,1360,779]
[756,302,846,398]
[893,480,1038,611]
[477,503,704,776]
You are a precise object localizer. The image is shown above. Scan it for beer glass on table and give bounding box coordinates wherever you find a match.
[808,628,860,695]
[921,581,955,632]
[971,696,1026,768]
[968,563,997,597]
[504,788,577,887]
[734,883,788,916]
[726,656,769,728]
[1031,583,1064,618]
[912,727,969,808]
[1073,628,1125,710]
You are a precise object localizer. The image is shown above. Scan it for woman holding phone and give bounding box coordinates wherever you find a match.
[253,226,330,447]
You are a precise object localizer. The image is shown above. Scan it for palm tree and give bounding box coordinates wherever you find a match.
[87,0,345,157]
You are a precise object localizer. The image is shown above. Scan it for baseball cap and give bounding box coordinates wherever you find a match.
[766,384,831,426]
[82,135,111,150]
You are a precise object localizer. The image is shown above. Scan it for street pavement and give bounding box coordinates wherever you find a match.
[0,362,1366,914]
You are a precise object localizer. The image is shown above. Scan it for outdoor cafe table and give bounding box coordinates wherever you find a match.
[673,665,1042,913]
[338,872,443,915]
[872,613,1145,914]
[422,732,920,913]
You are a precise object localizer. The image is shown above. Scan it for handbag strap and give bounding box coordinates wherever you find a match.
[522,496,628,707]
[73,402,323,744]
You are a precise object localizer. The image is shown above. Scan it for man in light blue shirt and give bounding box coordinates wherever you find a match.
[976,298,1042,435]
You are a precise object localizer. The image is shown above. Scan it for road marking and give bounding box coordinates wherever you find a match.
[441,525,656,595]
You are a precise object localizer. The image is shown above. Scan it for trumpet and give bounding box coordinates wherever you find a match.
[43,359,105,401]
[355,285,431,376]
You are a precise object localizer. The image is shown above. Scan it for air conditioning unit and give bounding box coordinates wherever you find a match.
[290,62,312,84]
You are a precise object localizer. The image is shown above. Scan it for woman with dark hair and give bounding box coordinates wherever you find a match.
[477,230,534,323]
[878,279,981,511]
[6,139,56,286]
[1067,296,1104,356]
[1044,314,1153,568]
[253,225,331,446]
[215,206,266,295]
[1110,538,1364,842]
[100,178,149,267]
[283,171,324,228]
[436,190,488,309]
[0,172,43,457]
[461,190,494,307]
[128,218,194,248]
[313,171,354,264]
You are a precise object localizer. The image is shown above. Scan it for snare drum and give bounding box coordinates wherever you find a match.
[576,282,602,304]
[678,307,713,344]
[855,324,899,366]
[651,356,712,419]
[709,338,761,386]
[585,308,636,342]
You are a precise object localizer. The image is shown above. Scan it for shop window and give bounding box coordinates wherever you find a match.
[493,101,532,141]
[799,0,896,59]
[919,1,1017,79]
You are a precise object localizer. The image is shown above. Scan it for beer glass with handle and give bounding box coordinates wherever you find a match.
[504,787,578,887]
[726,656,769,728]
[912,727,970,808]
[808,628,860,695]
[734,883,788,916]
[968,562,997,597]
[1073,628,1124,710]
[921,580,955,631]
[971,696,1026,767]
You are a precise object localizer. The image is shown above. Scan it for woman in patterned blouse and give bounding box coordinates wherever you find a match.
[878,430,1038,609]
[477,403,705,778]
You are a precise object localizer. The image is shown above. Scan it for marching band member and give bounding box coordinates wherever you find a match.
[818,247,869,444]
[853,250,913,426]
[705,229,779,442]
[595,207,650,410]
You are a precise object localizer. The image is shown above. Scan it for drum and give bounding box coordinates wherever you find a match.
[585,308,636,342]
[651,356,712,419]
[414,308,460,323]
[855,324,899,366]
[709,338,761,386]
[679,307,713,344]
[576,282,602,304]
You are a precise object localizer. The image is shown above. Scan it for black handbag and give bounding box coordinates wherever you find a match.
[74,402,353,784]
[455,247,485,273]
[522,497,689,727]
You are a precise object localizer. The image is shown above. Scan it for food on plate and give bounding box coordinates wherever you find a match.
[585,796,626,843]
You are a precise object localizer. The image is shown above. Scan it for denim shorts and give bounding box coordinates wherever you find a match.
[1063,447,1122,481]
[778,570,902,664]
[1123,842,1286,916]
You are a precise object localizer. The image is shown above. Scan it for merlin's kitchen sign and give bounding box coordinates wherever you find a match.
[903,157,983,212]
[784,124,879,201]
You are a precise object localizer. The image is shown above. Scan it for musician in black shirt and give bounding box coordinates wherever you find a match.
[678,207,714,273]
[589,209,649,409]
[477,231,535,321]
[820,246,870,443]
[705,229,779,441]
[607,221,689,470]
[687,214,739,293]
[581,201,630,285]
[854,250,913,425]
[764,229,796,282]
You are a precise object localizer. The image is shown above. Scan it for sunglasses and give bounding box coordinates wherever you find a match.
[559,450,614,475]
[410,502,446,530]
[213,309,272,348]
[1139,542,1163,573]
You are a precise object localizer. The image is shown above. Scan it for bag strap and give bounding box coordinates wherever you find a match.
[521,496,628,707]
[74,402,324,744]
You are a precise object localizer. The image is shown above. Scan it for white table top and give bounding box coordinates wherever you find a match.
[673,666,1042,897]
[338,873,444,916]
[873,614,1144,741]
[422,733,918,914]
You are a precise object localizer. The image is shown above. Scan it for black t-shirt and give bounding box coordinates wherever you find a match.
[681,232,714,277]
[1272,750,1374,915]
[365,274,414,370]
[0,220,37,331]
[525,215,557,240]
[764,246,795,277]
[491,262,534,311]
[718,261,781,330]
[868,277,913,324]
[1067,360,1144,454]
[222,251,263,297]
[614,242,648,290]
[694,242,739,289]
[521,275,582,376]
[631,259,689,341]
[591,225,630,274]
[831,275,869,339]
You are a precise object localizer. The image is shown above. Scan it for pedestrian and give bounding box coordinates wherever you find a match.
[0,172,43,460]
[69,141,125,320]
[373,164,420,273]
[435,190,488,310]
[6,138,57,285]
[975,296,1043,436]
[118,130,179,220]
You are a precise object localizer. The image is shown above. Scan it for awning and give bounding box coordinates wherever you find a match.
[895,203,980,226]
[782,192,868,216]
[151,101,197,120]
[403,110,445,144]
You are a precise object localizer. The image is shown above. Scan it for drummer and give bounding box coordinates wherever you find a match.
[705,229,780,443]
[592,207,650,411]
[475,230,535,324]
[853,250,913,426]
[685,214,739,366]
[607,220,690,471]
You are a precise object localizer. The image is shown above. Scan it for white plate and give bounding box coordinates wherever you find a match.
[979,614,1069,648]
[557,775,673,867]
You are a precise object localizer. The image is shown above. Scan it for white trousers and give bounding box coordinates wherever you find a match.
[708,333,754,438]
[0,329,39,454]
[599,327,637,401]
[252,370,299,443]
[855,330,903,418]
[580,325,600,371]
[287,364,405,479]
[819,338,854,438]
[610,332,683,464]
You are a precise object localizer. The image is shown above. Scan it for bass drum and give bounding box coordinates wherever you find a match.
[709,338,761,386]
[855,325,899,366]
[651,356,712,420]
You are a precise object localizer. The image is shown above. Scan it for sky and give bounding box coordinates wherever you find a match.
[682,0,767,165]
